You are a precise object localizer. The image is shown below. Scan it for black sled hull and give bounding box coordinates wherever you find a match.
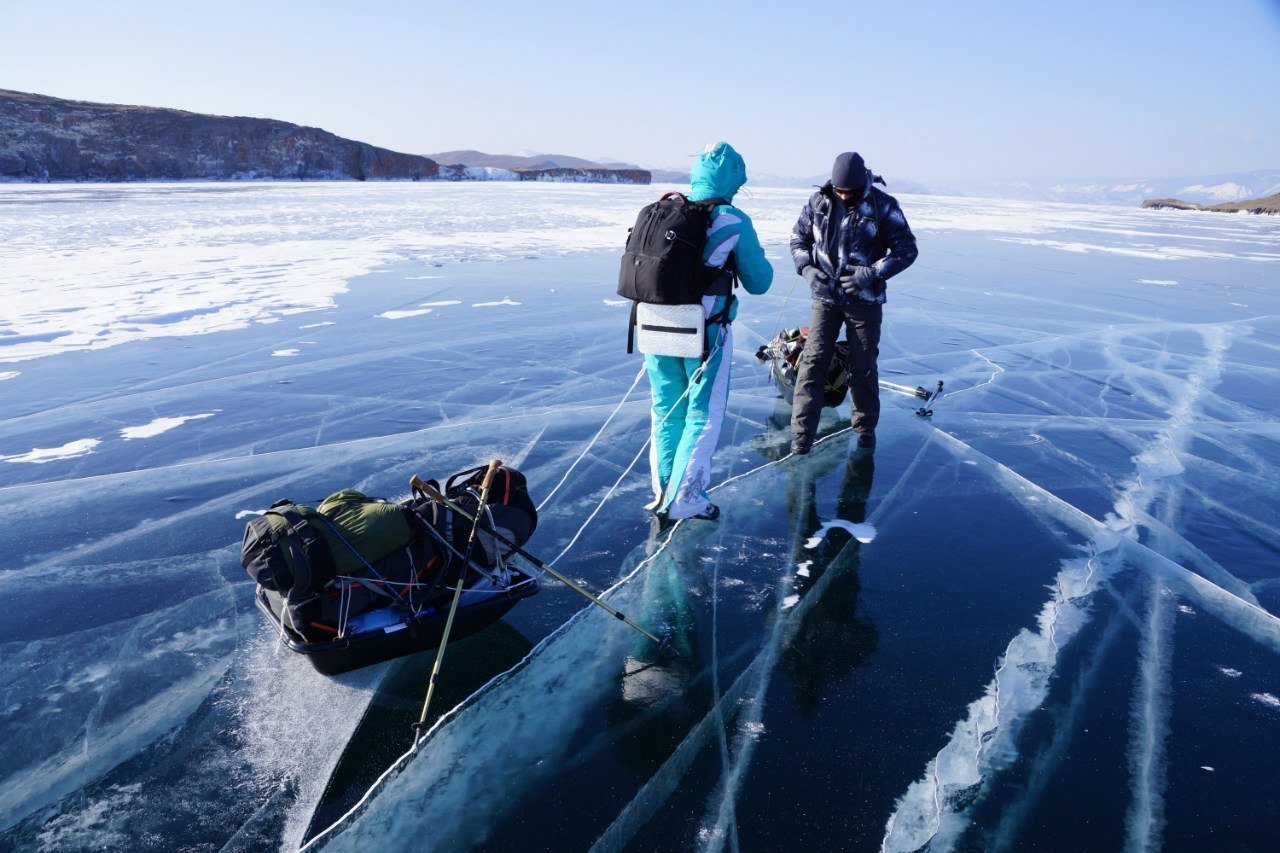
[255,572,539,676]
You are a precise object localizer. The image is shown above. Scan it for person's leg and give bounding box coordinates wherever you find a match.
[662,324,733,519]
[645,353,690,509]
[843,305,883,437]
[790,301,844,442]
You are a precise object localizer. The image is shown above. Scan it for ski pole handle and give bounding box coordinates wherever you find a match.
[409,474,436,501]
[410,460,501,504]
[480,458,502,492]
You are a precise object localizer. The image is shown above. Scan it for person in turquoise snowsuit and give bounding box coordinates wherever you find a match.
[646,142,773,520]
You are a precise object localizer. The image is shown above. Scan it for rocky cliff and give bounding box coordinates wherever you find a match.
[1142,193,1280,215]
[0,90,653,185]
[0,89,444,182]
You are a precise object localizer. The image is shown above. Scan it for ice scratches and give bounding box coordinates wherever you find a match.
[234,624,390,852]
[986,588,1132,850]
[302,529,677,852]
[589,437,932,853]
[880,546,1121,853]
[883,423,1280,849]
[32,781,143,851]
[1124,580,1175,853]
[0,587,238,831]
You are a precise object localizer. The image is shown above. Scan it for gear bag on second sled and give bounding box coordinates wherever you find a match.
[617,192,733,359]
[240,464,538,644]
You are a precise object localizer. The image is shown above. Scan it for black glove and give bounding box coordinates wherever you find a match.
[838,265,880,293]
[801,266,828,288]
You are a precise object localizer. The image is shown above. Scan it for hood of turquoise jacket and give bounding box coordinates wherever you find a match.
[689,142,747,203]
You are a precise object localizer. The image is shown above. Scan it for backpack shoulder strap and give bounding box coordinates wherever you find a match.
[268,503,337,597]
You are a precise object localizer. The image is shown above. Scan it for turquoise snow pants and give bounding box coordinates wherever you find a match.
[644,323,732,519]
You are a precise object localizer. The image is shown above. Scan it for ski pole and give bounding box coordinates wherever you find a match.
[916,380,944,417]
[409,475,669,650]
[411,458,501,744]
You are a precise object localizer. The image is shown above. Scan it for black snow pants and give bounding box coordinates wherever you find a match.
[790,299,882,439]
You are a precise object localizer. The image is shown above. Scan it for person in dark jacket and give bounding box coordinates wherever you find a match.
[789,151,918,454]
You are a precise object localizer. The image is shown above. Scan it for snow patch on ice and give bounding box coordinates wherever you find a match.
[1251,692,1280,709]
[120,412,216,440]
[994,236,1254,262]
[472,298,521,307]
[781,594,799,610]
[603,299,628,307]
[1218,667,1243,678]
[235,509,267,520]
[299,321,335,329]
[0,371,18,380]
[419,300,461,307]
[377,308,433,320]
[804,519,876,548]
[1136,279,1179,286]
[272,349,300,357]
[1,438,101,464]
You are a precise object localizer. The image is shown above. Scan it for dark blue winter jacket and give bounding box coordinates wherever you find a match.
[790,182,918,306]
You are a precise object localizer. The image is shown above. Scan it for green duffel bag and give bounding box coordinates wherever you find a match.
[241,489,419,596]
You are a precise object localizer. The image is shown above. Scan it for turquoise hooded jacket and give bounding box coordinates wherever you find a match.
[687,142,773,322]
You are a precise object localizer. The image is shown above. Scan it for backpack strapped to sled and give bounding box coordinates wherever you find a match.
[240,465,538,643]
[755,327,851,408]
[617,192,736,359]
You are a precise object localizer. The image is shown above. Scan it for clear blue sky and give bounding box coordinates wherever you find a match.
[2,0,1277,182]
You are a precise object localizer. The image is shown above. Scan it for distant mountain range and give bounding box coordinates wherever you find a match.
[431,150,682,183]
[0,90,648,184]
[3,90,1271,205]
[931,170,1280,206]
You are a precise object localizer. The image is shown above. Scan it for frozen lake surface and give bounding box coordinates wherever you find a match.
[1,182,1278,851]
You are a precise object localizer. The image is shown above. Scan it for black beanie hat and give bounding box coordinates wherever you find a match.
[831,152,867,190]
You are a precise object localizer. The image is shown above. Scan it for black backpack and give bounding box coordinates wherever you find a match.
[617,193,732,354]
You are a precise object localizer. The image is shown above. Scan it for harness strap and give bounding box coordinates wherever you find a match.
[268,503,338,600]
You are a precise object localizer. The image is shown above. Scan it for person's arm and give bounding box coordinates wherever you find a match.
[870,196,918,281]
[728,210,772,295]
[704,207,773,294]
[789,200,816,275]
[791,198,835,299]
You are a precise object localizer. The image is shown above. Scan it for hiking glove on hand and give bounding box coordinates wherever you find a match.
[802,266,828,288]
[803,266,837,301]
[838,266,881,294]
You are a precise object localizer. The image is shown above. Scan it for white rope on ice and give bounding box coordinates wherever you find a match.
[543,331,725,568]
[536,364,648,513]
[299,520,684,852]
